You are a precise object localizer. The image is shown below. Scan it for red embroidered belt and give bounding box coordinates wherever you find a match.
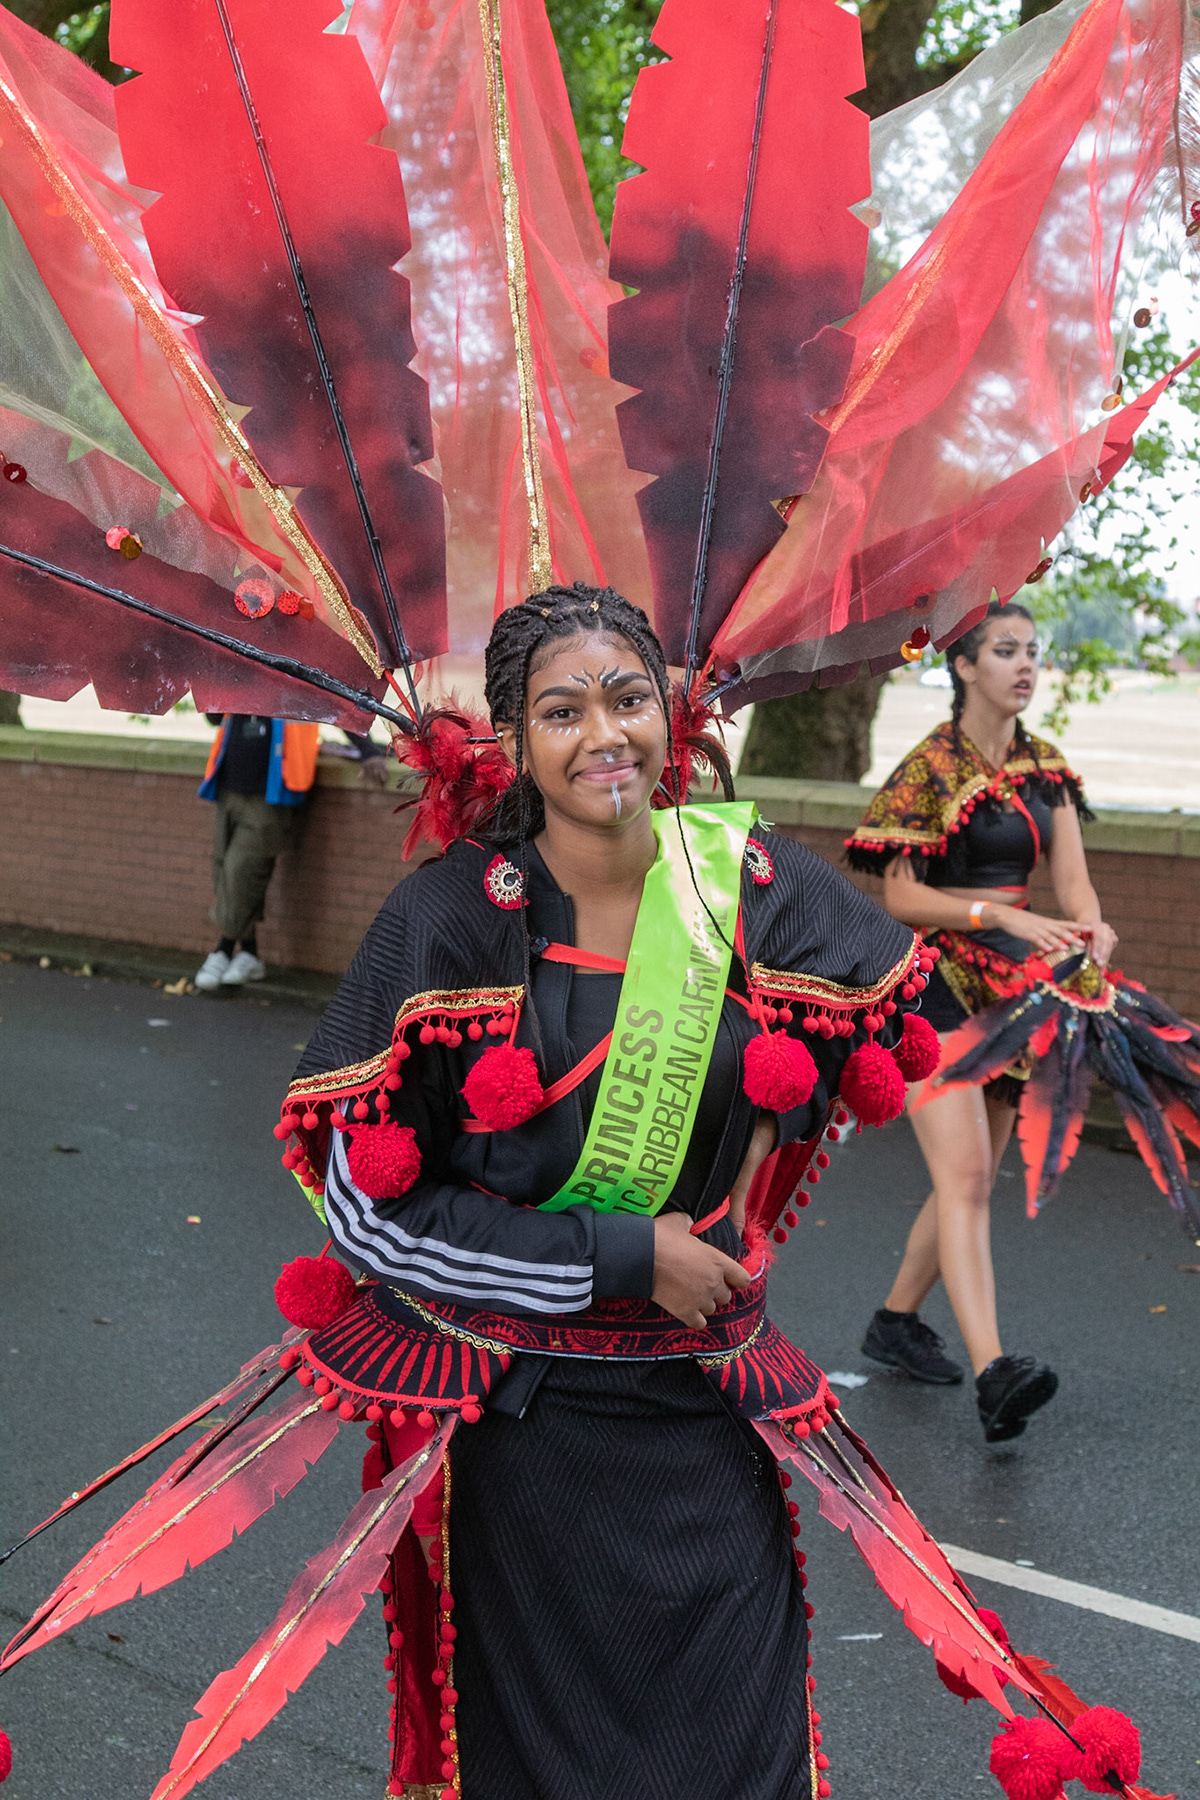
[294,1269,836,1428]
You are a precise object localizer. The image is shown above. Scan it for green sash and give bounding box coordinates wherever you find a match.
[540,801,755,1216]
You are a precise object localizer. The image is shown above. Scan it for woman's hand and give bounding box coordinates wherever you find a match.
[651,1212,752,1329]
[1084,921,1118,966]
[984,905,1090,957]
[728,1112,778,1234]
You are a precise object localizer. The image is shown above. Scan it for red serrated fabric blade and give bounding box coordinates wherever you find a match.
[147,1419,455,1800]
[607,0,869,666]
[109,0,446,667]
[0,1334,295,1572]
[2,1387,339,1672]
[759,1417,1031,1714]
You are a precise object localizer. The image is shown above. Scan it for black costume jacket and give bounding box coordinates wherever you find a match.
[282,828,921,1427]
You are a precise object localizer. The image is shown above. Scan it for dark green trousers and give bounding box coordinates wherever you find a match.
[211,791,302,941]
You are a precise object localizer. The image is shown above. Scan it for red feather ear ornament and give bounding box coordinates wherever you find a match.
[393,706,515,859]
[662,681,734,803]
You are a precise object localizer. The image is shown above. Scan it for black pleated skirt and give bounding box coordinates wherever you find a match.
[447,1357,810,1800]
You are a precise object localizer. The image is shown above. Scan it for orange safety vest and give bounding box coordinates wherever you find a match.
[200,719,321,806]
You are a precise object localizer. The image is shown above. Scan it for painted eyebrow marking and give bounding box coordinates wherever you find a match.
[533,668,648,705]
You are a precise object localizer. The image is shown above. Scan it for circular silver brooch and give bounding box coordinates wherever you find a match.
[744,838,774,885]
[484,854,524,909]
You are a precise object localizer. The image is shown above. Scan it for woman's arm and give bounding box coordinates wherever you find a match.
[881,855,1090,957]
[324,1126,655,1314]
[1046,804,1117,964]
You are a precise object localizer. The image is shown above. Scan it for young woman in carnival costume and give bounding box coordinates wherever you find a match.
[849,602,1200,1442]
[1,0,1198,1790]
[0,587,1174,1800]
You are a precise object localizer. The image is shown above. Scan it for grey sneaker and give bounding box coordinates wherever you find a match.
[194,950,231,991]
[221,950,266,985]
[861,1310,964,1385]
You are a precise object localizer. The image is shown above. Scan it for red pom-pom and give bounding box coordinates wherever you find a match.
[934,1608,1010,1703]
[743,1031,819,1110]
[840,1041,907,1125]
[274,1255,358,1330]
[1071,1707,1140,1792]
[462,1044,544,1130]
[893,1012,941,1082]
[0,1728,11,1783]
[989,1717,1073,1800]
[346,1121,422,1198]
[935,1660,980,1703]
[362,1444,386,1492]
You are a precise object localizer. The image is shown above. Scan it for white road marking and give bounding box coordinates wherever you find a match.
[837,1633,883,1641]
[826,1371,870,1389]
[941,1546,1200,1643]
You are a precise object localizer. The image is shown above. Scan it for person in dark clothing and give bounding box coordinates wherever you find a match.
[2,589,1154,1800]
[847,603,1114,1441]
[195,714,387,989]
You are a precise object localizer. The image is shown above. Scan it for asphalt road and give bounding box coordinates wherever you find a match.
[1,960,1196,1800]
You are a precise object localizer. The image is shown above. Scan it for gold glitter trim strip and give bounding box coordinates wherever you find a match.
[694,1313,767,1368]
[0,76,381,675]
[750,942,917,1010]
[477,0,552,592]
[284,986,526,1102]
[385,1287,519,1356]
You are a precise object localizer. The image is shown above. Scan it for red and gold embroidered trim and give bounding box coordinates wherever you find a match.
[287,1050,391,1103]
[847,723,1084,866]
[385,1287,518,1357]
[850,757,1071,855]
[750,941,918,1011]
[695,1314,767,1368]
[285,986,525,1104]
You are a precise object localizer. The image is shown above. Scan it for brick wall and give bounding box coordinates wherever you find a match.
[1,736,1197,1013]
[0,734,421,975]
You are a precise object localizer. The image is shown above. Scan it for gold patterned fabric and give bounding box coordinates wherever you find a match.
[846,721,1088,877]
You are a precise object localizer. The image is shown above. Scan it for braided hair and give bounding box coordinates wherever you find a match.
[948,600,1040,768]
[480,582,674,845]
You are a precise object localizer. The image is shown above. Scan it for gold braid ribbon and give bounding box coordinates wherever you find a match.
[0,74,381,675]
[476,0,552,594]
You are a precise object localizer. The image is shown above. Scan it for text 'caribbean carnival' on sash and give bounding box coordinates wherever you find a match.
[540,802,755,1217]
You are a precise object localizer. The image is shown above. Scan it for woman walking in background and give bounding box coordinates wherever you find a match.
[847,602,1116,1443]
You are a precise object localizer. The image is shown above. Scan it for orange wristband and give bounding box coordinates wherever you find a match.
[967,900,986,930]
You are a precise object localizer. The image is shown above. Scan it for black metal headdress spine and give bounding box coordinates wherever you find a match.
[681,0,778,695]
[0,540,413,730]
[211,0,424,722]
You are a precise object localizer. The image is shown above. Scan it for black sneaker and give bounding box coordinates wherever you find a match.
[975,1355,1058,1443]
[860,1311,965,1385]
